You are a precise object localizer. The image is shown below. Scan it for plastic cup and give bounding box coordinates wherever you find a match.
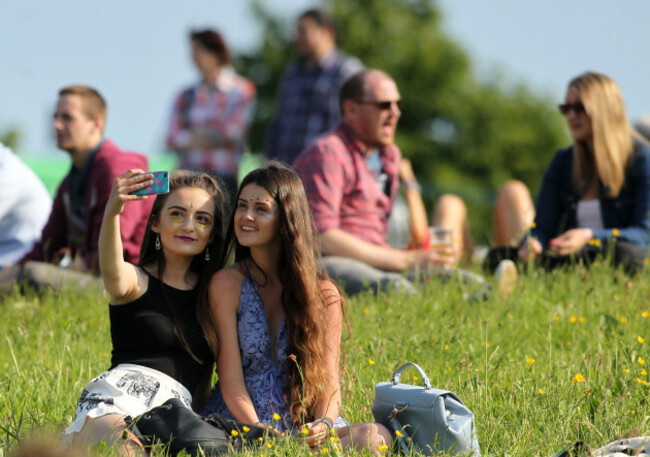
[428,226,453,251]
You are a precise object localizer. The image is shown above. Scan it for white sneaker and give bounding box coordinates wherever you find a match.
[495,259,518,299]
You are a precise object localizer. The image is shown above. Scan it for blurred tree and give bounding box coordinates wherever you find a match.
[237,0,568,243]
[0,127,22,151]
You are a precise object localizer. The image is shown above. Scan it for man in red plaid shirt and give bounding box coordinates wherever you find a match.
[294,70,478,295]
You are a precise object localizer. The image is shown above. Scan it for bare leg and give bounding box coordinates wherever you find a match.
[71,414,144,456]
[432,193,471,265]
[335,422,392,455]
[493,180,535,246]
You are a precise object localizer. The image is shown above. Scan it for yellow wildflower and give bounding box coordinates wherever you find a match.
[444,344,450,350]
[395,430,404,438]
[637,378,649,386]
[482,342,490,348]
[266,443,273,449]
[643,311,650,318]
[273,413,281,421]
[231,430,239,437]
[567,341,573,346]
[620,316,628,324]
[571,373,584,383]
[368,359,376,365]
[624,368,629,374]
[570,316,577,324]
[242,426,250,432]
[639,357,646,365]
[321,448,328,454]
[553,316,560,322]
[302,427,309,436]
[363,308,369,314]
[641,369,648,376]
[612,228,620,237]
[412,376,418,382]
[330,437,340,443]
[378,444,389,452]
[645,258,650,265]
[638,336,645,344]
[579,317,586,323]
[530,222,536,228]
[538,388,545,395]
[526,358,535,365]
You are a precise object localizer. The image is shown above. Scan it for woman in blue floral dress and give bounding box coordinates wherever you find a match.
[201,161,390,452]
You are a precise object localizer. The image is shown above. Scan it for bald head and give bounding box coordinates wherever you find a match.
[339,70,402,148]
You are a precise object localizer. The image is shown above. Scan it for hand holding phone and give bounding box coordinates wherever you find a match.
[129,171,170,195]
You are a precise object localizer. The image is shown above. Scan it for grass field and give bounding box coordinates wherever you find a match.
[2,262,650,456]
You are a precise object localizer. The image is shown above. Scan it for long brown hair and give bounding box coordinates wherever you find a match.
[139,170,228,362]
[219,161,346,423]
[568,72,638,197]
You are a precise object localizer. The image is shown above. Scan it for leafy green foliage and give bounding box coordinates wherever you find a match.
[0,127,21,151]
[236,0,568,243]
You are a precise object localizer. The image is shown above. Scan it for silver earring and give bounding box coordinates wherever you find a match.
[155,235,161,251]
[205,247,210,261]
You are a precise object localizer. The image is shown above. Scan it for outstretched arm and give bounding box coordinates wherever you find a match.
[98,170,152,303]
[320,229,454,271]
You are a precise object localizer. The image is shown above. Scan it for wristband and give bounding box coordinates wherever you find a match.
[402,179,421,192]
[319,417,334,429]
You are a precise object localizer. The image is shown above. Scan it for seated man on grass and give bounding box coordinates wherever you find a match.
[294,69,482,295]
[0,85,153,295]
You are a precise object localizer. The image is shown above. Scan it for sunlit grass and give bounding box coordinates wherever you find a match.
[2,262,649,456]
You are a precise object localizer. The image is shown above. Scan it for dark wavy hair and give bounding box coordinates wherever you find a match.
[218,161,345,423]
[139,170,228,362]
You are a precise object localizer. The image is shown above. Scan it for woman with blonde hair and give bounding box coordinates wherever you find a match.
[488,72,650,274]
[201,161,390,453]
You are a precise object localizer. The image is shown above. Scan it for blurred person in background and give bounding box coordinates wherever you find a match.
[166,28,256,198]
[0,143,51,268]
[0,85,153,294]
[294,69,478,296]
[265,8,363,165]
[488,72,650,276]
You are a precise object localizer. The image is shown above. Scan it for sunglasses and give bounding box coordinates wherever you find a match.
[558,102,586,115]
[357,100,402,111]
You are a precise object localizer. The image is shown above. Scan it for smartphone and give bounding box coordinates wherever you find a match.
[130,171,170,195]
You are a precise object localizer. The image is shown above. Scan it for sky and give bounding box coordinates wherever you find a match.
[2,0,649,157]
